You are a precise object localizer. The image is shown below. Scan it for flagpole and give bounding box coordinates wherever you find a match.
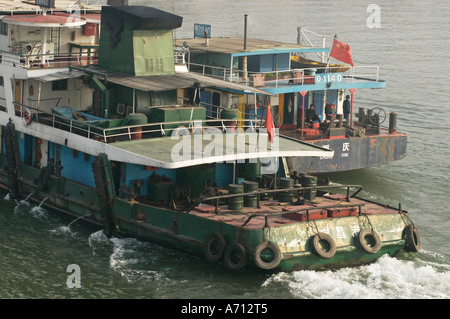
[325,34,338,73]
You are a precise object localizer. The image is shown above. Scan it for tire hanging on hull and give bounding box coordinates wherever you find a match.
[92,153,117,238]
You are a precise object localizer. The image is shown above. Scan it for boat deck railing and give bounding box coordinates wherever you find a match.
[12,103,263,143]
[186,184,366,225]
[186,62,380,88]
[0,49,98,69]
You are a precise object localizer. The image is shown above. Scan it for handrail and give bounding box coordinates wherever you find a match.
[186,184,364,215]
[297,27,327,62]
[101,117,264,142]
[0,49,98,69]
[186,61,381,87]
[241,202,365,228]
[8,103,264,143]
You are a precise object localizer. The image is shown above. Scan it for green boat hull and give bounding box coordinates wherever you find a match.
[0,124,417,272]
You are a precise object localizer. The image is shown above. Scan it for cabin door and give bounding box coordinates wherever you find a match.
[200,90,212,117]
[14,79,22,111]
[312,91,325,121]
[283,93,295,126]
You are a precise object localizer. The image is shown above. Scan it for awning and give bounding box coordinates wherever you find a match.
[2,14,86,28]
[105,132,333,169]
[175,37,329,56]
[29,70,86,82]
[74,66,271,95]
[102,70,271,95]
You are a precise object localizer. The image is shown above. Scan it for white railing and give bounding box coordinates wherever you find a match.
[297,27,327,62]
[0,50,98,69]
[6,102,263,143]
[347,65,380,82]
[187,61,381,88]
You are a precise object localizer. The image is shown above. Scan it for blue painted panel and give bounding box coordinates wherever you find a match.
[275,53,290,71]
[231,47,329,58]
[260,54,273,72]
[247,55,260,72]
[313,91,324,121]
[200,90,212,117]
[242,53,291,73]
[327,90,338,106]
[124,164,177,197]
[18,133,33,164]
[215,163,233,187]
[58,145,96,187]
[263,79,386,95]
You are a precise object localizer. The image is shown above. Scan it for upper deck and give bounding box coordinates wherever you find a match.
[0,1,100,74]
[175,37,385,94]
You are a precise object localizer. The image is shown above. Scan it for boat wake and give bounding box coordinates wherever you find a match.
[262,253,450,299]
[108,237,164,285]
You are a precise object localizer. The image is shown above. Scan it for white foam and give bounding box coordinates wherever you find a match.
[263,254,450,299]
[107,237,163,284]
[50,225,77,237]
[30,206,48,218]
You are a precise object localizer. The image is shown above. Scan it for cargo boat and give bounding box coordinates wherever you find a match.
[0,2,420,272]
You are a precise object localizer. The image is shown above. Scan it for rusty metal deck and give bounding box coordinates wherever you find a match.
[190,194,400,229]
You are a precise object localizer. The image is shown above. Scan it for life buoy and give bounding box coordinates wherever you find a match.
[404,224,421,252]
[224,243,247,271]
[253,242,282,270]
[311,232,336,259]
[203,232,227,262]
[23,108,32,125]
[357,228,382,254]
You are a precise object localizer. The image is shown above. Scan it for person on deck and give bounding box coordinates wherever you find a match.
[343,95,351,124]
[305,104,321,126]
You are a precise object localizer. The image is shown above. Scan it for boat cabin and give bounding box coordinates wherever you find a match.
[175,34,386,137]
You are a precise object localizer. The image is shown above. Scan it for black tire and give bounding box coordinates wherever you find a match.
[203,232,227,262]
[357,228,382,254]
[224,243,247,271]
[404,224,421,252]
[253,242,282,270]
[311,232,336,259]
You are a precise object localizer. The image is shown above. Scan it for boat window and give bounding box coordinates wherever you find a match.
[0,76,3,87]
[52,79,68,91]
[0,21,7,36]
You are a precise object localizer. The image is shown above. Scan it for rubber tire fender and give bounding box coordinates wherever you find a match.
[224,243,247,271]
[203,232,227,262]
[311,232,337,259]
[253,242,282,270]
[404,224,421,252]
[357,228,382,254]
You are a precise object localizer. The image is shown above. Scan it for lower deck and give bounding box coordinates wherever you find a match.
[188,192,400,229]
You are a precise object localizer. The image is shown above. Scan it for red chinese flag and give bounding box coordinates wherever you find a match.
[330,39,354,67]
[265,102,275,143]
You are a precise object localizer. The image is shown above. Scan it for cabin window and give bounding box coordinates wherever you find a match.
[0,21,8,36]
[0,76,3,87]
[52,79,68,91]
